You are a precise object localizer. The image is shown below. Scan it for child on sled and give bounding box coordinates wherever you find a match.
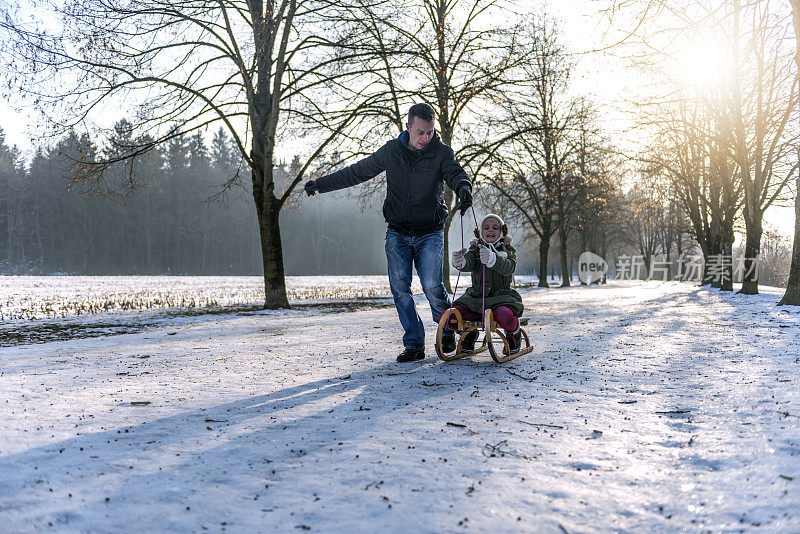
[440,213,524,354]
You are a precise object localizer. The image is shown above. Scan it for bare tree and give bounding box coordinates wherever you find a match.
[481,20,589,288]
[780,162,800,304]
[626,183,662,274]
[324,0,535,291]
[639,91,744,289]
[1,0,390,307]
[552,101,610,287]
[727,0,799,294]
[574,170,628,276]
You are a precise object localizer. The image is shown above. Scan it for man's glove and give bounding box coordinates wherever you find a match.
[479,243,497,268]
[452,248,467,270]
[457,185,472,215]
[304,180,319,196]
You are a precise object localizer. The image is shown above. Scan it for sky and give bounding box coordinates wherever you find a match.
[0,0,796,238]
[0,101,35,152]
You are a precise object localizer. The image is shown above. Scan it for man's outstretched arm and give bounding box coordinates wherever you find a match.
[306,143,389,195]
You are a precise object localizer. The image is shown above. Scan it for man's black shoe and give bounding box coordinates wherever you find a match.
[441,332,456,353]
[461,330,480,352]
[397,348,425,362]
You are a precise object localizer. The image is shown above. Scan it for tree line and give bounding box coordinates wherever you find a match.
[0,117,792,287]
[0,124,387,275]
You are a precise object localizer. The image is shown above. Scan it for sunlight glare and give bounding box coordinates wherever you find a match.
[672,37,728,89]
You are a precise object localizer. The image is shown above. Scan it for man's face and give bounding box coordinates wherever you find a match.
[405,117,435,150]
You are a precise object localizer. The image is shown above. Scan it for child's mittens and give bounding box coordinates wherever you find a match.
[479,244,497,268]
[452,248,467,269]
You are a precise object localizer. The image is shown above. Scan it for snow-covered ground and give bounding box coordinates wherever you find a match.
[1,281,799,532]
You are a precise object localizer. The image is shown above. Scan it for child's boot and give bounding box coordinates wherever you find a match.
[441,331,456,353]
[507,328,522,354]
[461,329,479,352]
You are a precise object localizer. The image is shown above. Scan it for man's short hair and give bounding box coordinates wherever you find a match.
[408,103,435,125]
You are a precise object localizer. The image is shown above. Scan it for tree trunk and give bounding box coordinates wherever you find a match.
[538,235,551,288]
[779,169,800,305]
[579,231,587,286]
[700,243,714,286]
[600,240,608,284]
[251,145,290,308]
[254,196,289,308]
[439,108,456,294]
[720,234,734,292]
[779,2,800,305]
[558,224,569,287]
[145,193,153,273]
[739,209,762,295]
[443,195,455,293]
[709,237,722,289]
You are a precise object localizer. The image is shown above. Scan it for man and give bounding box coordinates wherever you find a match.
[305,103,472,362]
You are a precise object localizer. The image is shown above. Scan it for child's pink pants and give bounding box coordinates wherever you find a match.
[440,304,519,333]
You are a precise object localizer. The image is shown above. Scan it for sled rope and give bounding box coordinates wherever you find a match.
[447,205,485,331]
[469,205,486,329]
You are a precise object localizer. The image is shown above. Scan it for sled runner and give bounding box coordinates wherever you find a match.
[435,308,533,363]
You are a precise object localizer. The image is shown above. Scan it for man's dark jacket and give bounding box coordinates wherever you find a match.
[315,130,471,234]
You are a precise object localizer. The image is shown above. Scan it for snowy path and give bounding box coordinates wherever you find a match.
[1,281,799,533]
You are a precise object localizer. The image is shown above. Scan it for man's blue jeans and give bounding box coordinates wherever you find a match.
[385,228,452,350]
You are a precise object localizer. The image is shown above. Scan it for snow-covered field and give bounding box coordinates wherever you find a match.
[1,280,799,532]
[0,275,408,321]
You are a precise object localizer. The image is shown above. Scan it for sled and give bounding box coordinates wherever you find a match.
[435,308,533,363]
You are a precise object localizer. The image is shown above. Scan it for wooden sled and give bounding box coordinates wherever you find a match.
[435,308,533,363]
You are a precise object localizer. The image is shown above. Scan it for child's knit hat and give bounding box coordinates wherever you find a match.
[474,213,508,240]
[481,213,505,228]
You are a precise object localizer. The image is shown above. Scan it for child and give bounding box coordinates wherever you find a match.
[441,213,524,353]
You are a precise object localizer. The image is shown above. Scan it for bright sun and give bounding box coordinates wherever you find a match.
[672,37,728,88]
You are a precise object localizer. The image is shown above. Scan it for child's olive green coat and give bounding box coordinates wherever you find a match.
[453,236,524,317]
